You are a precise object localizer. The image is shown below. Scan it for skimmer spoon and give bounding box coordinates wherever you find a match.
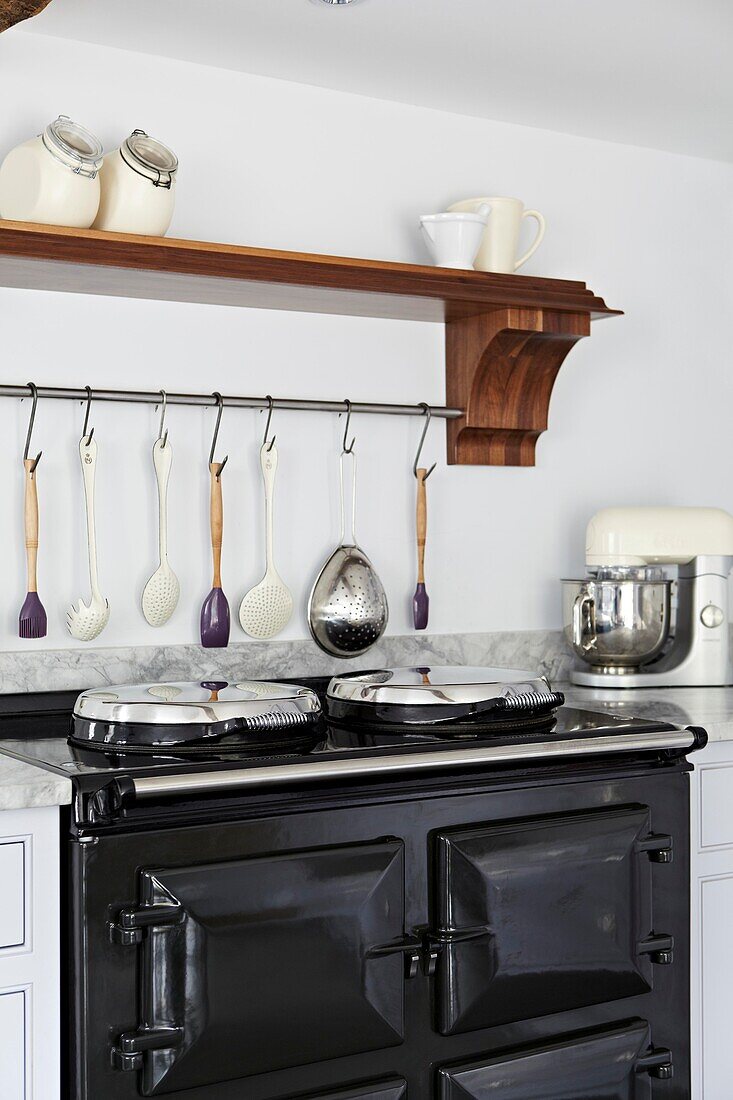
[239,440,293,639]
[142,428,180,626]
[308,447,388,657]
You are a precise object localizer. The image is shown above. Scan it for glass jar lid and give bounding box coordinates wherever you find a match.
[42,116,104,177]
[121,130,178,188]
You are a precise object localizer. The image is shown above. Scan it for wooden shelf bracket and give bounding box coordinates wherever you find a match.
[446,307,591,466]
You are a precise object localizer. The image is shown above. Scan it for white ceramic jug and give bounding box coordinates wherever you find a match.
[0,116,103,228]
[448,196,545,274]
[419,204,490,270]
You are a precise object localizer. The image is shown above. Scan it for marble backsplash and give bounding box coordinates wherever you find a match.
[0,630,574,693]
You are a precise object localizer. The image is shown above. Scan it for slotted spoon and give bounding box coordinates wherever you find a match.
[68,433,110,642]
[142,436,180,626]
[308,449,388,657]
[239,441,293,639]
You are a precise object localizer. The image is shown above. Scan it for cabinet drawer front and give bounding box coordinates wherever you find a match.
[438,1020,661,1099]
[0,989,26,1100]
[128,840,406,1095]
[0,842,25,949]
[432,806,659,1034]
[700,765,733,848]
[302,1079,407,1099]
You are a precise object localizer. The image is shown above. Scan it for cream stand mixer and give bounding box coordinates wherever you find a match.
[562,506,733,687]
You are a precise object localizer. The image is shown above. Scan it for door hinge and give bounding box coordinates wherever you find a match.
[638,933,674,965]
[638,833,674,863]
[111,1026,183,1072]
[636,1047,673,1080]
[109,902,183,946]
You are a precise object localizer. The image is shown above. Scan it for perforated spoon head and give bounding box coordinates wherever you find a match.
[238,568,293,640]
[142,562,180,627]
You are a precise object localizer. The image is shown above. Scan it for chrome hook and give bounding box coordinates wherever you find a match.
[156,389,168,447]
[23,381,42,473]
[262,395,276,452]
[81,386,94,446]
[413,403,437,480]
[340,398,356,454]
[208,392,228,479]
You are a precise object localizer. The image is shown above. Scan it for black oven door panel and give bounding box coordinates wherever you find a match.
[437,1019,672,1098]
[117,840,407,1095]
[298,1080,407,1099]
[431,806,670,1034]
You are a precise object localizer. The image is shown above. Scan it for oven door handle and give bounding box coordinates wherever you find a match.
[108,727,706,803]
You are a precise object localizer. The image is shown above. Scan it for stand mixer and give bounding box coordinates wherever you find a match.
[562,506,733,687]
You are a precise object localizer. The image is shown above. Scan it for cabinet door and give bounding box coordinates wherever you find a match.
[437,1020,671,1099]
[119,840,407,1095]
[432,806,669,1034]
[0,990,25,1100]
[0,842,25,949]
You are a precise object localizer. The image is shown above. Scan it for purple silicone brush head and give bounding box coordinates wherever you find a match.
[19,591,47,638]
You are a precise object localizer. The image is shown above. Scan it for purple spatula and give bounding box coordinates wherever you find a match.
[200,460,230,648]
[412,467,429,630]
[19,454,47,639]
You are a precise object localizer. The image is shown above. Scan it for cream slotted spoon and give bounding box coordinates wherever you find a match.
[142,434,180,626]
[239,441,293,638]
[67,431,110,642]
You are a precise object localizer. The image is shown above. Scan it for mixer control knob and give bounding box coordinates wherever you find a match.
[701,604,725,629]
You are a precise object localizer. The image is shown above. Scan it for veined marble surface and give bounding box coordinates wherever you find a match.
[0,630,574,694]
[0,754,71,810]
[561,683,733,743]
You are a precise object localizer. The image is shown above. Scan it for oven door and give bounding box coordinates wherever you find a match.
[98,839,407,1096]
[430,804,674,1035]
[437,1019,673,1098]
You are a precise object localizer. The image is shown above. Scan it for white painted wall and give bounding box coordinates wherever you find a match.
[0,28,731,652]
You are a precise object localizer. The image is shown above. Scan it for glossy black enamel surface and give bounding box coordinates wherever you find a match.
[297,1081,407,1100]
[135,842,406,1094]
[432,805,661,1034]
[70,765,693,1099]
[437,1019,666,1098]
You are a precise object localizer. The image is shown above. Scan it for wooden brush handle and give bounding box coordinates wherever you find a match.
[23,458,39,593]
[209,462,223,587]
[416,467,427,584]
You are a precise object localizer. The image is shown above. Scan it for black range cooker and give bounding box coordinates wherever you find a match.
[0,666,706,1100]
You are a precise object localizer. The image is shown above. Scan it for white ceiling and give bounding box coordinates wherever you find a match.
[22,0,733,162]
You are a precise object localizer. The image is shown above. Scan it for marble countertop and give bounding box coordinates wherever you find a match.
[0,754,71,811]
[560,683,733,742]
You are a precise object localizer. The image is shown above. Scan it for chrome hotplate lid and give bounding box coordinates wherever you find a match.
[71,680,322,751]
[327,666,552,706]
[326,666,564,726]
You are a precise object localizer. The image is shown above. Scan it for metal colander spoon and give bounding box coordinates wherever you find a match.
[308,448,388,657]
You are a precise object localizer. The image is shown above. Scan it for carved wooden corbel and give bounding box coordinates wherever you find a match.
[446,307,591,466]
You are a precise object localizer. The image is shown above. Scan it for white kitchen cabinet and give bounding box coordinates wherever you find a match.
[691,740,733,1100]
[0,806,60,1099]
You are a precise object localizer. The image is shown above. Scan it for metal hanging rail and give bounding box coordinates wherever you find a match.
[5,384,463,419]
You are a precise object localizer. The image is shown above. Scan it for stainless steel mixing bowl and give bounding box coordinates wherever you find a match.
[561,576,672,671]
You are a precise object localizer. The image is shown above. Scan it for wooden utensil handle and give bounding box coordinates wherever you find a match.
[209,462,223,586]
[416,467,427,584]
[23,458,39,592]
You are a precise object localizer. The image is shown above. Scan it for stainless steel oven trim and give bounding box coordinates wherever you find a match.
[127,728,699,799]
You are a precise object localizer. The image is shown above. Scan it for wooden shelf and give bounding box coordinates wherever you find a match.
[0,220,622,464]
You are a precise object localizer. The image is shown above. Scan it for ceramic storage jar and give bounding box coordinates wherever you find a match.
[0,115,103,228]
[93,130,178,236]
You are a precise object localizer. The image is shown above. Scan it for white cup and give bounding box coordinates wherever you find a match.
[448,196,545,274]
[419,204,490,270]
